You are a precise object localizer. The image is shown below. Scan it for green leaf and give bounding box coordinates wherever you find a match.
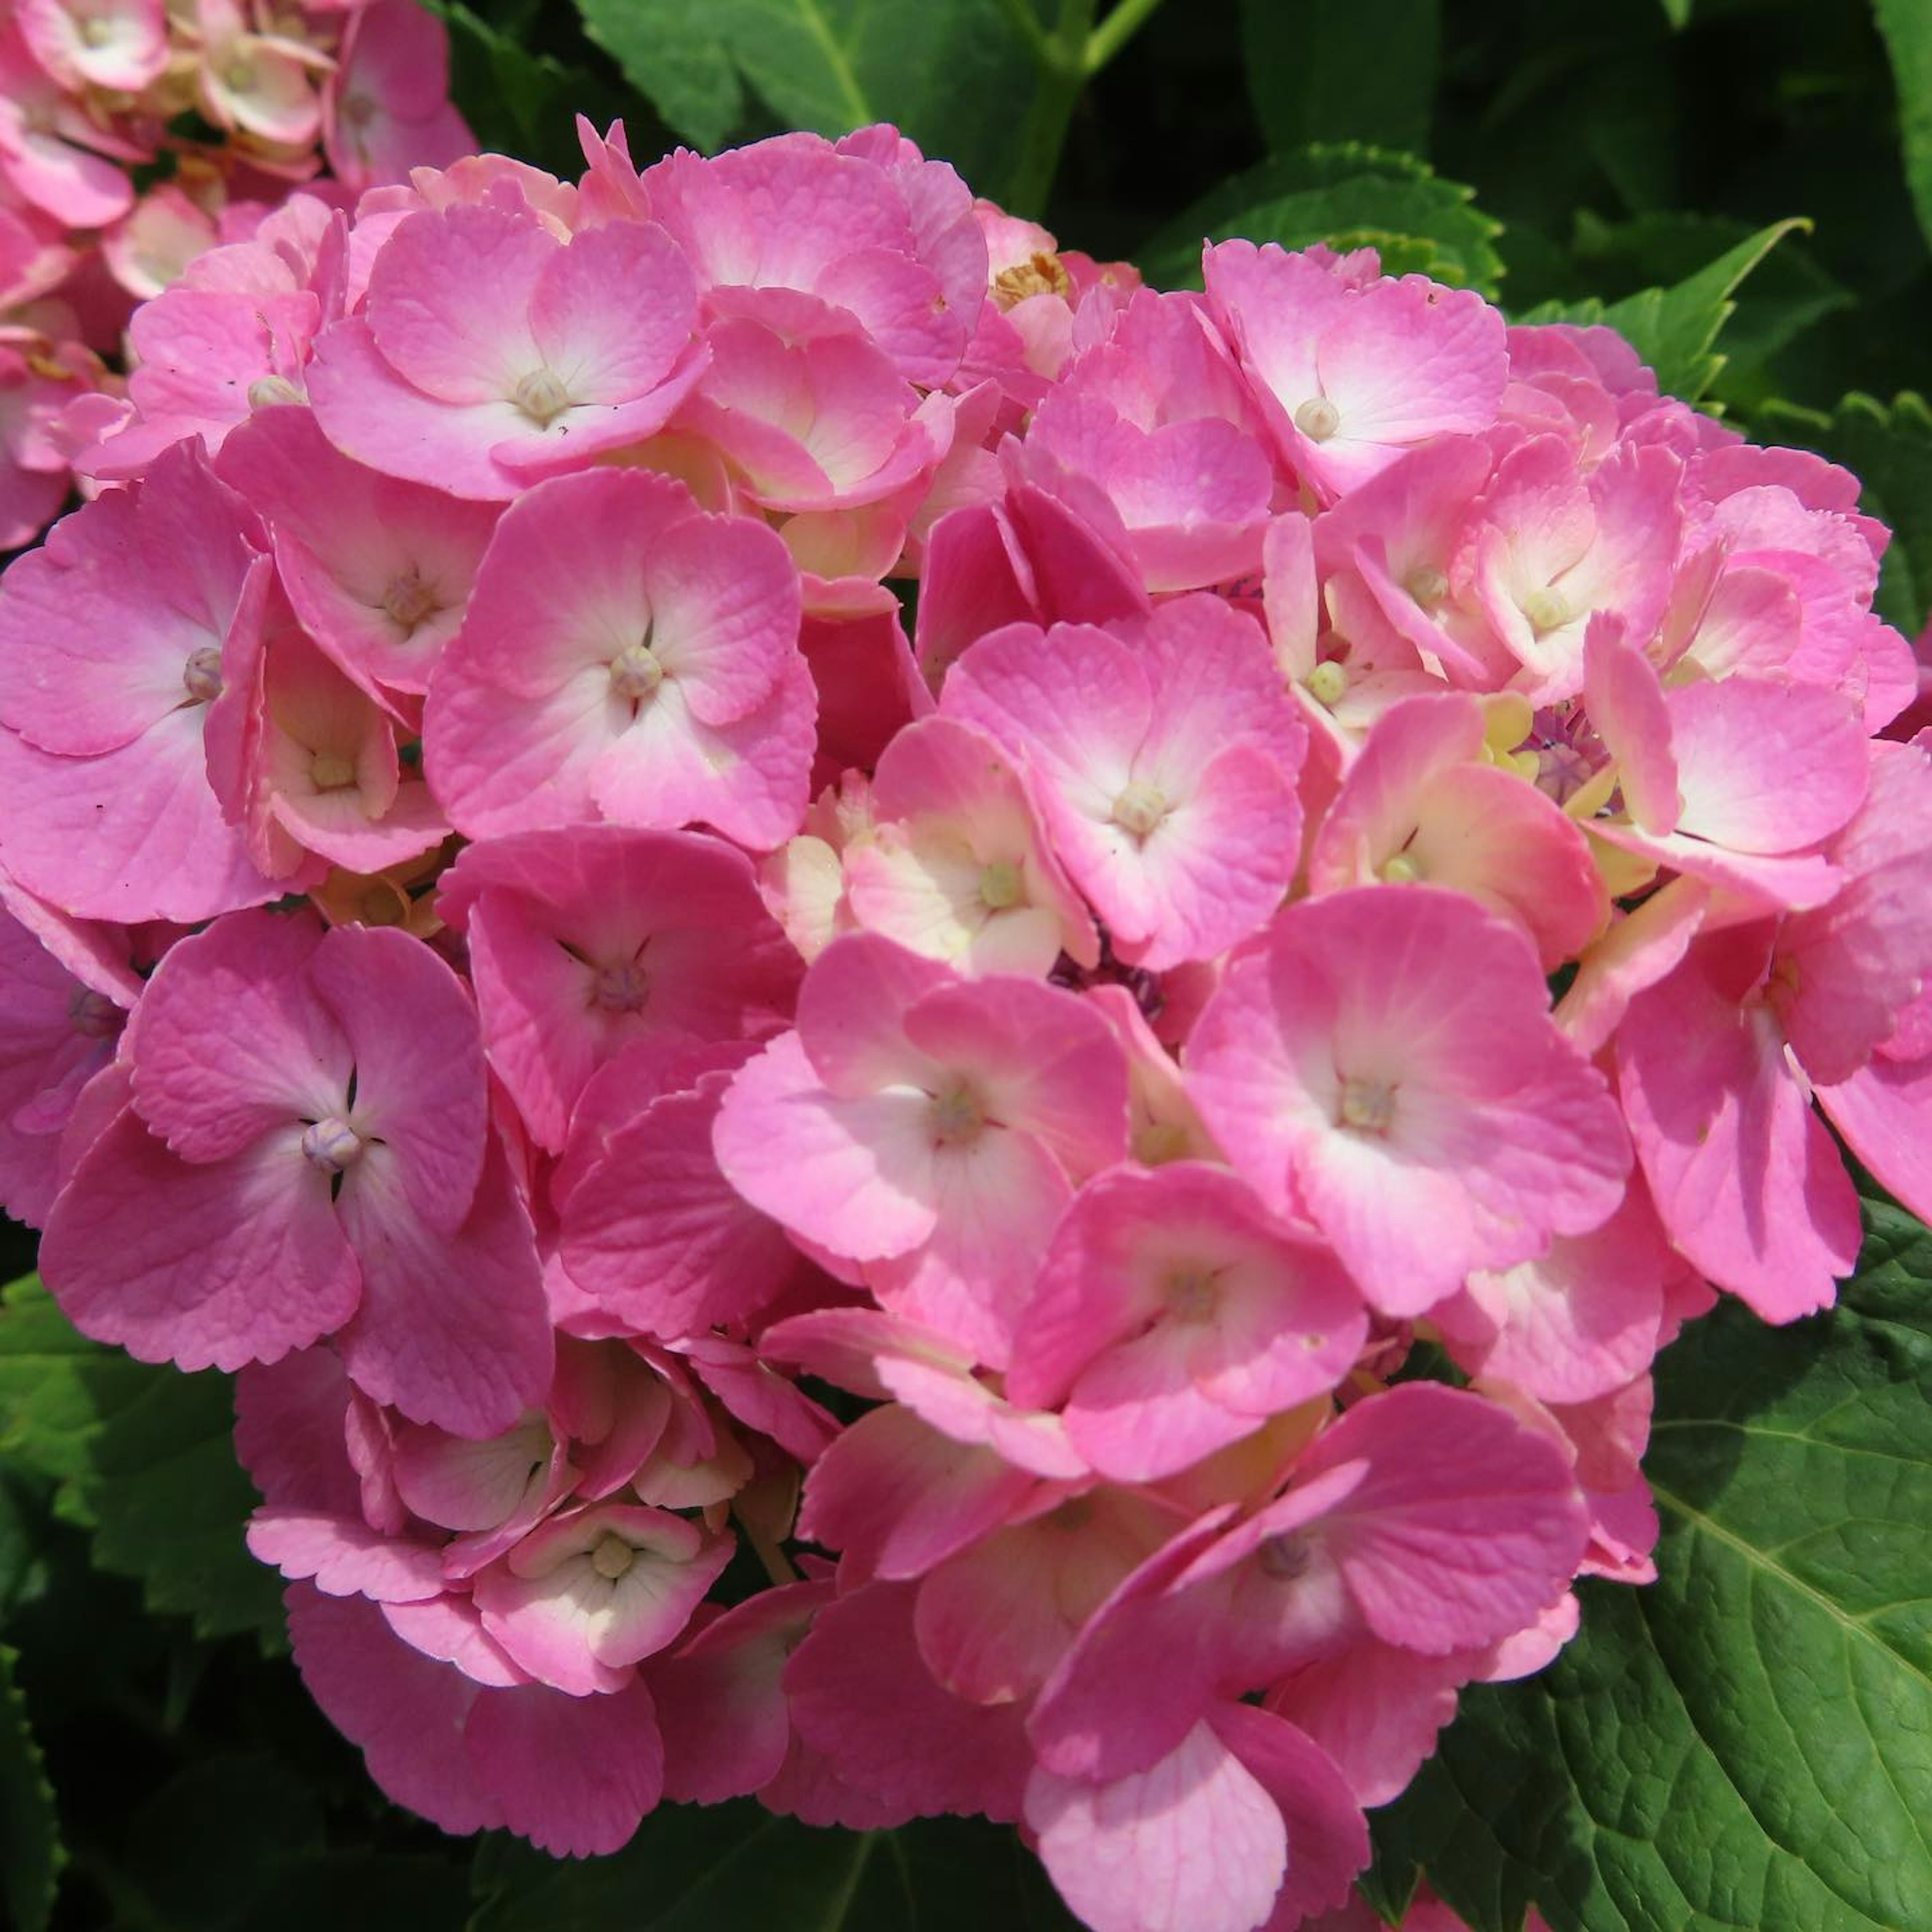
[1875,0,1932,252]
[1515,217,1806,403]
[1239,0,1440,158]
[1560,211,1852,401]
[1750,389,1932,638]
[471,1804,1080,1931]
[1370,1194,1932,1932]
[570,0,1035,185]
[1138,143,1505,296]
[433,3,620,177]
[0,1276,282,1651]
[574,0,746,152]
[0,1273,152,1485]
[0,1643,63,1932]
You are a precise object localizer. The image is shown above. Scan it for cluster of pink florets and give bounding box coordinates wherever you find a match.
[0,0,467,548]
[2,111,1927,1932]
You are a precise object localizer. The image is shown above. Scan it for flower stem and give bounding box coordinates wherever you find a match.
[1085,0,1168,74]
[1004,0,1097,219]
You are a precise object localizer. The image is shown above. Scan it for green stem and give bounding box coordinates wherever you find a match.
[1084,0,1168,73]
[991,0,1055,66]
[1004,0,1097,219]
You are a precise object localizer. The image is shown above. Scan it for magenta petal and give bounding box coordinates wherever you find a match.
[784,1581,1032,1822]
[43,1110,361,1374]
[464,1674,664,1857]
[247,1508,448,1603]
[335,1134,552,1438]
[286,1583,504,1836]
[1026,1717,1289,1932]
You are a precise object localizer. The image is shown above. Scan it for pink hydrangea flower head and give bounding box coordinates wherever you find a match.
[676,309,952,514]
[1185,887,1631,1314]
[0,881,139,1224]
[472,1500,734,1695]
[436,824,801,1152]
[17,0,168,94]
[712,934,1129,1363]
[842,715,1099,977]
[1005,1161,1367,1481]
[214,401,498,698]
[1307,690,1606,970]
[41,909,553,1434]
[1021,288,1277,591]
[1204,240,1507,500]
[641,130,985,389]
[940,596,1306,970]
[0,440,282,921]
[424,466,814,848]
[324,0,473,194]
[1457,436,1684,703]
[1029,1382,1589,1783]
[307,199,705,500]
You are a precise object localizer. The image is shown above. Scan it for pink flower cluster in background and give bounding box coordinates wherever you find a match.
[0,0,468,549]
[3,111,1928,1932]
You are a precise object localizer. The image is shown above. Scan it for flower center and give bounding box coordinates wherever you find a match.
[589,1533,636,1581]
[1381,853,1421,884]
[927,1080,986,1147]
[1305,660,1348,707]
[1110,780,1169,841]
[1166,1268,1218,1325]
[182,647,224,704]
[1294,396,1340,442]
[247,375,305,410]
[1257,1532,1312,1580]
[224,59,257,95]
[309,752,358,792]
[69,989,119,1039]
[991,251,1073,308]
[609,640,664,704]
[81,18,114,48]
[1338,1076,1398,1135]
[1134,1119,1191,1166]
[1406,566,1449,607]
[300,1116,364,1174]
[978,859,1024,912]
[590,958,648,1014]
[512,367,572,427]
[382,569,438,632]
[1521,586,1571,634]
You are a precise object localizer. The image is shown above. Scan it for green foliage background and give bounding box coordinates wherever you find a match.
[2,1,1929,1926]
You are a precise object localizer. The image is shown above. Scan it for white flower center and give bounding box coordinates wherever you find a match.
[1166,1269,1218,1325]
[927,1080,986,1147]
[590,959,648,1014]
[382,569,438,631]
[182,647,224,704]
[300,1116,364,1174]
[1258,1532,1312,1580]
[589,1533,636,1581]
[247,375,305,410]
[1294,396,1340,442]
[1338,1076,1398,1135]
[309,752,357,792]
[609,640,665,704]
[1306,660,1348,707]
[1110,780,1169,841]
[512,367,572,426]
[978,859,1024,912]
[1521,586,1571,634]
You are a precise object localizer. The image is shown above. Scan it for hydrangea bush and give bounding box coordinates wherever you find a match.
[0,0,470,550]
[0,97,1926,1932]
[3,5,1931,1930]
